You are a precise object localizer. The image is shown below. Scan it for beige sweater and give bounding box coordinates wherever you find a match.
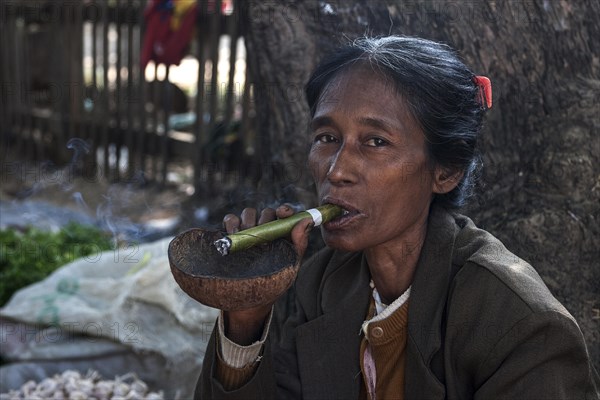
[359,298,410,400]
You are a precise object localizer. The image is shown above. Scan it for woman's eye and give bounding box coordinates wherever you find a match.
[365,137,388,147]
[314,134,337,143]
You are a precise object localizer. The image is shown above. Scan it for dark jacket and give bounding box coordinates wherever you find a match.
[197,206,600,399]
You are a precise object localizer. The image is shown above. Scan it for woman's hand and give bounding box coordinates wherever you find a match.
[221,205,313,345]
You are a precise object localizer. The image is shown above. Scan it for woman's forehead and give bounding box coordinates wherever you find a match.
[319,64,399,99]
[314,66,416,128]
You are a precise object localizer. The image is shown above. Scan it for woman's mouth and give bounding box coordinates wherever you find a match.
[322,200,363,230]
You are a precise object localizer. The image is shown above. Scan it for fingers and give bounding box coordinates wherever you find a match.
[290,217,313,259]
[258,208,276,225]
[223,204,303,237]
[224,207,276,233]
[276,205,310,257]
[223,214,241,234]
[275,204,295,219]
[240,208,258,230]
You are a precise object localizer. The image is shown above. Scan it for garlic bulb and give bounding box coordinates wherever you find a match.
[0,370,164,400]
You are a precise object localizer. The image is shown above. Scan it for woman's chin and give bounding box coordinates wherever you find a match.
[322,232,363,253]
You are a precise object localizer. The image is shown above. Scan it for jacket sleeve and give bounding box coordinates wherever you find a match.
[474,310,600,400]
[194,283,308,400]
[194,326,277,400]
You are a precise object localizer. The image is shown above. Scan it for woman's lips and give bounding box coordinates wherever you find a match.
[324,209,361,230]
[322,199,363,230]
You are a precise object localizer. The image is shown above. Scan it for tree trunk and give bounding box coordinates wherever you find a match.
[242,0,599,369]
[240,1,376,206]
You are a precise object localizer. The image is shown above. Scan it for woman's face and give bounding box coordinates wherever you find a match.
[309,66,439,252]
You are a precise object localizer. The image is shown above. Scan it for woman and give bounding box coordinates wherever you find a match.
[196,36,599,399]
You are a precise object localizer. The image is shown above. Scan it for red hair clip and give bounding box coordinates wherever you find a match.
[473,76,492,109]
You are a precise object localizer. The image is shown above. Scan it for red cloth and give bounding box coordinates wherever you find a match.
[140,0,198,68]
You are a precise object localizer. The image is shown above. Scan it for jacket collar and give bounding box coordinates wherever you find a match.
[405,205,460,398]
[296,252,371,399]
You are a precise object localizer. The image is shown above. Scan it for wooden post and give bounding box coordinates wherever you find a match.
[222,9,239,134]
[90,1,99,178]
[160,65,172,184]
[114,1,122,181]
[193,0,209,200]
[136,0,148,179]
[206,0,222,195]
[126,0,135,178]
[101,0,110,180]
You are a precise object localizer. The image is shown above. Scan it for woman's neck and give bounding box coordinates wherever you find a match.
[364,218,427,304]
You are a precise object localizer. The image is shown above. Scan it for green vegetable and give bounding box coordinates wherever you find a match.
[0,223,113,306]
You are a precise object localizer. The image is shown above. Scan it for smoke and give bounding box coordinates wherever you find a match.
[63,138,92,191]
[5,137,183,244]
[66,138,149,245]
[66,138,92,166]
[72,192,90,212]
[95,185,146,247]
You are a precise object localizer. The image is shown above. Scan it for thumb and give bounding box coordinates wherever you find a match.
[290,217,313,259]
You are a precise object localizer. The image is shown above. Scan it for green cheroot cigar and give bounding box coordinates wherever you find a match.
[214,204,343,256]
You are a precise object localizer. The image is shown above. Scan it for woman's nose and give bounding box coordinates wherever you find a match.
[326,144,358,185]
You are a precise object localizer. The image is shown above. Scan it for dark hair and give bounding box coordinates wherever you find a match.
[305,36,485,209]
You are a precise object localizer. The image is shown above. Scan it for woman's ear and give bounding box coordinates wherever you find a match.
[433,166,464,194]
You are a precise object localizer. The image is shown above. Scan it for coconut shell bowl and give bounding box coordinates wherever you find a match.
[168,228,299,311]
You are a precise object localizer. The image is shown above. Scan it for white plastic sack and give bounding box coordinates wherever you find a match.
[0,237,219,397]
